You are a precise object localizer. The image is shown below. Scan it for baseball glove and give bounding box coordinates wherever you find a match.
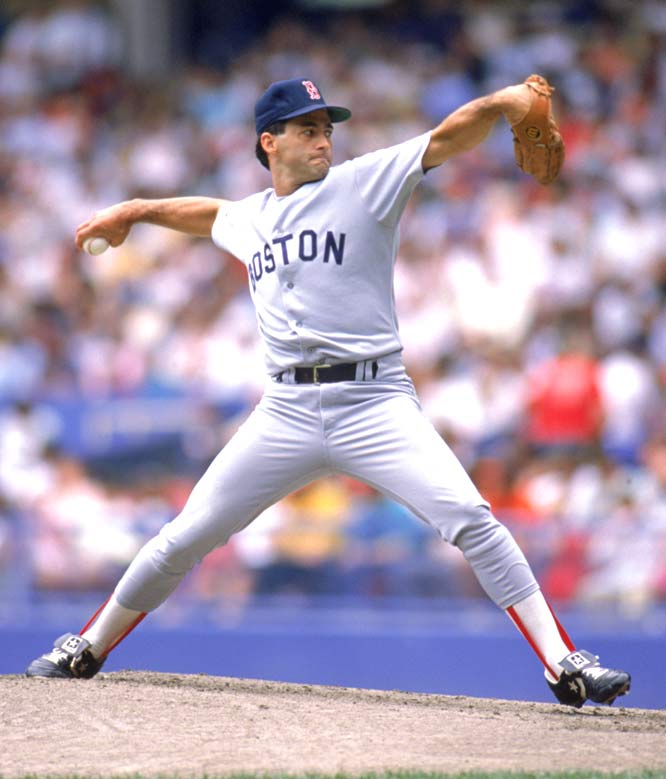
[511,74,564,185]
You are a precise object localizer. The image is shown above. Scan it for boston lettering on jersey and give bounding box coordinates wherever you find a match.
[248,229,346,290]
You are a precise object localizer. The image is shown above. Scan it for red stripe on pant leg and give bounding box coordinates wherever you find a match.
[80,596,111,634]
[506,605,558,679]
[547,602,576,652]
[100,612,147,659]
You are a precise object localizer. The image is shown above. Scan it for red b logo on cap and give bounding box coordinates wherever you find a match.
[302,80,321,100]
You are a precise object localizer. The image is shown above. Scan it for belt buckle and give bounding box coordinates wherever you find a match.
[312,364,331,384]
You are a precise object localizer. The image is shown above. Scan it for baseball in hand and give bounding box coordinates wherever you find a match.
[82,236,110,255]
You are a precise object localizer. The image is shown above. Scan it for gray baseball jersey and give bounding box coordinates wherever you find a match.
[211,133,430,374]
[113,133,539,615]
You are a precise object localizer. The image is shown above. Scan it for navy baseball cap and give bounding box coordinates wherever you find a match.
[255,78,351,135]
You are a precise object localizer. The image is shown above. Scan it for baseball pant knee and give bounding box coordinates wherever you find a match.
[113,517,227,612]
[454,506,539,609]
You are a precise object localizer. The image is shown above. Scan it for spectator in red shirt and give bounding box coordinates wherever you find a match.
[524,328,603,455]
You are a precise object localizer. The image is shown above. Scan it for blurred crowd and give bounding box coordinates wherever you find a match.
[1,0,665,616]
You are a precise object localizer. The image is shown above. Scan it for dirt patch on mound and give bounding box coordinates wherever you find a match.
[2,671,664,777]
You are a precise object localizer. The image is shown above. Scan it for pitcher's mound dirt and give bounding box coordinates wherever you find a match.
[2,671,664,777]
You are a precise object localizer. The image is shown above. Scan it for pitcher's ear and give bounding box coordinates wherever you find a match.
[261,131,278,155]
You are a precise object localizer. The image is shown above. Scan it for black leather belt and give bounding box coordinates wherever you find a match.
[294,363,357,383]
[274,360,379,384]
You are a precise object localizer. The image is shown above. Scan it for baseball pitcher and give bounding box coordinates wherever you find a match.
[27,77,628,708]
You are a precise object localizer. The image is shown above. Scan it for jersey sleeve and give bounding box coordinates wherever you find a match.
[351,131,431,226]
[211,201,237,255]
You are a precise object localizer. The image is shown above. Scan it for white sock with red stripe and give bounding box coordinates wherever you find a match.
[505,590,574,682]
[81,592,146,659]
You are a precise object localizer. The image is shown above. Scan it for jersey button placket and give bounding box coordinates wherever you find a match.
[282,276,300,334]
